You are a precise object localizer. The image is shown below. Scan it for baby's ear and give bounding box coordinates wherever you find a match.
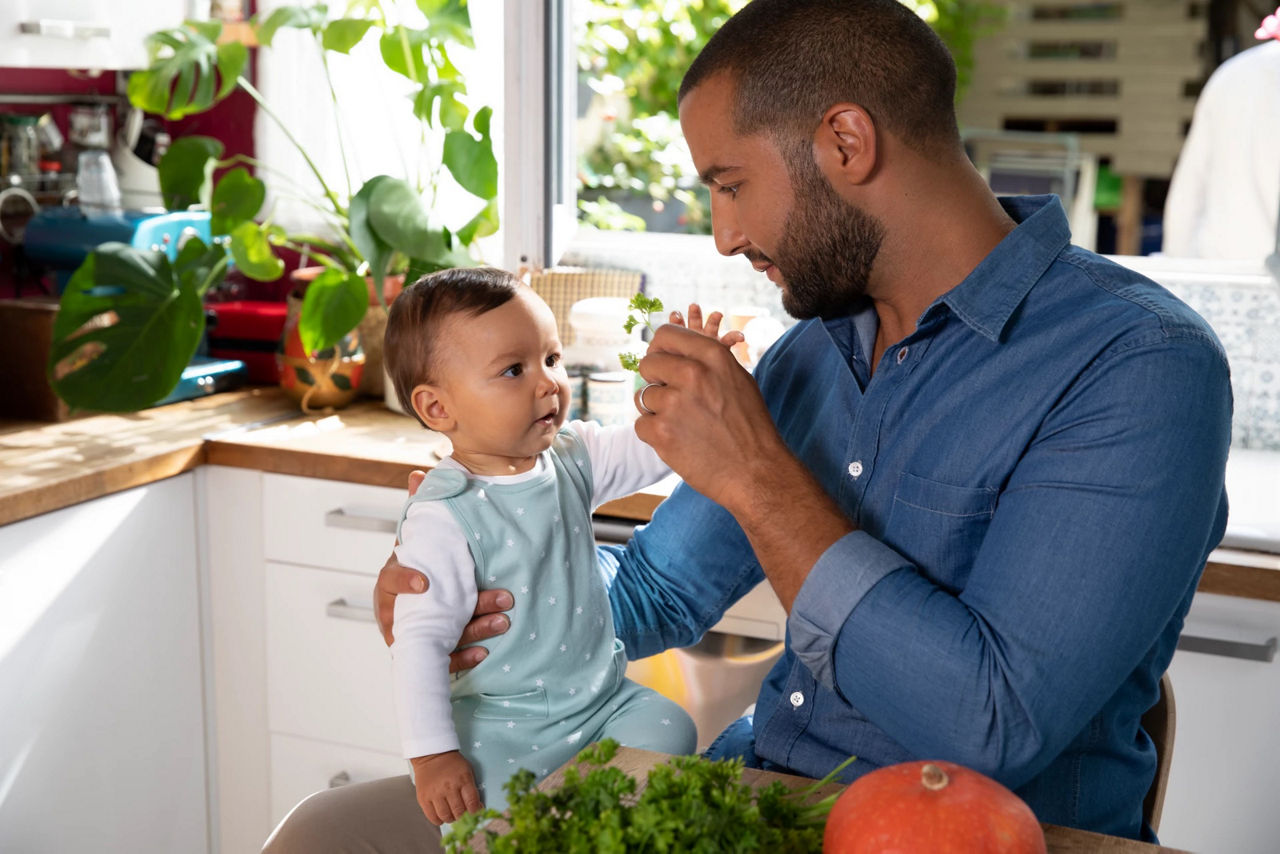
[411,384,454,432]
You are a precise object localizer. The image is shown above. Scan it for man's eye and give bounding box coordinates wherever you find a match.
[501,364,523,377]
[718,184,739,197]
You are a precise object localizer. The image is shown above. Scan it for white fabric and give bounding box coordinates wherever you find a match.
[390,421,668,759]
[1162,40,1280,260]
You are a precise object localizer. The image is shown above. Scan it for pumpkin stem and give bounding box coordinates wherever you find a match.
[920,763,950,791]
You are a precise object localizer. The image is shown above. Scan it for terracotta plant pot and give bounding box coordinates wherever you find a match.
[277,287,365,412]
[286,266,406,400]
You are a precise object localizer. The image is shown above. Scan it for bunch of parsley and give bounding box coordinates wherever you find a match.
[618,293,664,372]
[442,739,852,853]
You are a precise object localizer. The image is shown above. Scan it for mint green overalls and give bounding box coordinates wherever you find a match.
[400,428,696,813]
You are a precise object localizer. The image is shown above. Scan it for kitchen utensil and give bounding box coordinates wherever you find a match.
[76,149,122,215]
[68,103,112,149]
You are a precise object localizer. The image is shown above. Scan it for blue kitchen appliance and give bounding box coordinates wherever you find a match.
[23,207,248,406]
[23,207,215,291]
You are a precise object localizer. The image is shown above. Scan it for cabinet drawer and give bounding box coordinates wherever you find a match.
[269,733,408,829]
[266,561,400,754]
[263,474,406,575]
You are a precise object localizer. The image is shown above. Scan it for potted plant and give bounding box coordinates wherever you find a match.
[48,1,499,413]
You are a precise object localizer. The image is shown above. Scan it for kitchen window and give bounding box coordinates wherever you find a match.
[531,0,789,323]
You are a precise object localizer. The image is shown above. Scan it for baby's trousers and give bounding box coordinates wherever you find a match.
[459,677,696,814]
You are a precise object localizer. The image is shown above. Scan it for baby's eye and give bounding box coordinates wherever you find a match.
[501,363,524,378]
[546,352,561,368]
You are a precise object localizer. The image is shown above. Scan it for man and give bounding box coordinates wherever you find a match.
[265,0,1230,849]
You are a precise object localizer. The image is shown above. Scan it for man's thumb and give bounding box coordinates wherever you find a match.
[408,469,427,495]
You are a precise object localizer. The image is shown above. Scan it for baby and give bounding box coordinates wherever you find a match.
[382,266,739,825]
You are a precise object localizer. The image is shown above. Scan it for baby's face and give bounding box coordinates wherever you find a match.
[431,288,570,474]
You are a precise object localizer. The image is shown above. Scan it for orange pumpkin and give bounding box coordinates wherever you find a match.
[823,760,1047,854]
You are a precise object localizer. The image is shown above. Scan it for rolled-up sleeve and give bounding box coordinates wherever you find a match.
[789,530,914,690]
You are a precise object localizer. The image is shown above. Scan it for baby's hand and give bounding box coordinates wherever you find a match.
[668,303,745,350]
[410,751,482,825]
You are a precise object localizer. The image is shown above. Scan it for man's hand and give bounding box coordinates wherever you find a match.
[410,751,482,825]
[633,322,785,512]
[374,470,514,672]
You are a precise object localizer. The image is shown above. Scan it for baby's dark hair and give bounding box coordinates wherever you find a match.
[384,266,521,426]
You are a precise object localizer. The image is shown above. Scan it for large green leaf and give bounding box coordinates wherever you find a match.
[367,177,449,262]
[298,268,369,355]
[443,108,497,199]
[256,4,329,46]
[48,244,208,412]
[418,0,474,47]
[228,221,286,281]
[455,197,499,245]
[158,136,224,211]
[322,18,376,53]
[126,24,246,120]
[413,80,468,129]
[379,26,433,82]
[348,175,396,300]
[210,167,265,235]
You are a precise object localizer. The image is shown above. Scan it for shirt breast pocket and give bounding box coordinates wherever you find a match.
[885,471,997,592]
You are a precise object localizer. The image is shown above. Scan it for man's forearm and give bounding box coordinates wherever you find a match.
[723,450,855,612]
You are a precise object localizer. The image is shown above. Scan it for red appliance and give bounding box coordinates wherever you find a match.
[207,300,287,383]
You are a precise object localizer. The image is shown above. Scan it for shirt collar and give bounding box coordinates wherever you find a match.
[932,195,1072,342]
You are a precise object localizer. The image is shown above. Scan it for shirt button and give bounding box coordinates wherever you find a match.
[896,346,909,364]
[847,460,863,479]
[790,691,805,708]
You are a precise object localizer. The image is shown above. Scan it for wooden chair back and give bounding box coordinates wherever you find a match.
[1141,671,1176,834]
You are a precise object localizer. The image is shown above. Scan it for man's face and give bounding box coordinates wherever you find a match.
[679,74,886,319]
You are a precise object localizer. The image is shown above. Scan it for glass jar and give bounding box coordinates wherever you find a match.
[1,114,40,183]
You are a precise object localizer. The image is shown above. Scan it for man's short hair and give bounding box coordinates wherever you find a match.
[679,0,960,158]
[384,266,521,426]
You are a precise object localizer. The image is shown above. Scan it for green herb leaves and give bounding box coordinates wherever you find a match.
[442,739,855,854]
[619,293,664,372]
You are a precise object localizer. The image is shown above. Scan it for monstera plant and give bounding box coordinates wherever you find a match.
[49,1,498,412]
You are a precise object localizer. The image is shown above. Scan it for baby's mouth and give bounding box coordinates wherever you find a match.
[535,410,557,425]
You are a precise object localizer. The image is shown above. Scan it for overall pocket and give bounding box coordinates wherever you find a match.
[473,686,550,720]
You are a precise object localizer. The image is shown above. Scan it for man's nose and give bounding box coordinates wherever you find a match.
[710,192,749,257]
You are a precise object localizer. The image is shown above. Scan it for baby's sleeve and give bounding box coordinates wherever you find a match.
[569,419,672,510]
[390,500,477,759]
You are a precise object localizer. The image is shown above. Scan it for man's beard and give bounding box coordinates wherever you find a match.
[767,154,886,320]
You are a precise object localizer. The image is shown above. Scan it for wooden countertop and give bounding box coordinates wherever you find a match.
[0,387,674,528]
[1,387,1275,602]
[478,746,1187,853]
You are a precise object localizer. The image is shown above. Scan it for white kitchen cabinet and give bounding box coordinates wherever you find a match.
[0,0,192,70]
[0,474,208,854]
[205,468,410,847]
[1159,591,1280,854]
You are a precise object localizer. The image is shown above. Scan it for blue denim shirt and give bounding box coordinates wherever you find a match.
[601,195,1231,842]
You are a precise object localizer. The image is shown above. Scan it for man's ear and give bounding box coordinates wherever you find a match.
[410,383,455,432]
[812,103,877,187]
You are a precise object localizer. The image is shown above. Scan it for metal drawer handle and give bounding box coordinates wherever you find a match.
[329,771,351,788]
[324,507,398,534]
[1177,633,1277,663]
[326,598,376,623]
[20,20,111,39]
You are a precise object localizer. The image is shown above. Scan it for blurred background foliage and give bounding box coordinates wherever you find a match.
[574,0,1004,233]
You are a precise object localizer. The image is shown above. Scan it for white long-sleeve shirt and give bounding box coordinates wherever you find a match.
[1162,40,1280,260]
[390,420,670,759]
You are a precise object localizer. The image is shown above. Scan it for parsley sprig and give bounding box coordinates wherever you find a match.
[443,738,854,853]
[618,293,665,372]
